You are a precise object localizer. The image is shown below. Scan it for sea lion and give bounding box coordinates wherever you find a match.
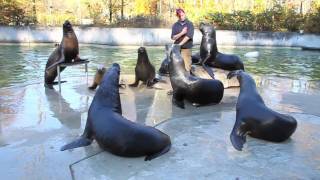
[129,47,158,87]
[192,23,244,71]
[158,44,170,76]
[61,63,171,161]
[44,20,85,89]
[88,66,106,90]
[169,44,224,109]
[227,70,297,151]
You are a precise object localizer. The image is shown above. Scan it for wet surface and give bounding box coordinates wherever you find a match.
[0,74,320,179]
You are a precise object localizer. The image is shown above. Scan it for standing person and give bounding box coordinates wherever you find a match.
[171,8,194,72]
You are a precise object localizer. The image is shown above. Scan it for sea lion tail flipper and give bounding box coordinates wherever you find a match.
[230,122,247,151]
[60,136,92,151]
[145,142,171,161]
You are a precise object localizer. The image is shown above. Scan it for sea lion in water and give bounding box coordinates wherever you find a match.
[192,23,244,71]
[227,70,297,151]
[169,44,224,109]
[44,20,85,89]
[88,66,106,90]
[61,63,171,161]
[129,47,158,87]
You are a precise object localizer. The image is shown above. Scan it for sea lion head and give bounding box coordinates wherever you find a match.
[97,65,106,75]
[138,47,147,54]
[199,23,216,38]
[227,70,244,81]
[63,20,74,33]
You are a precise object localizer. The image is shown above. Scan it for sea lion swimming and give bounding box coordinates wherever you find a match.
[61,63,171,161]
[227,70,297,151]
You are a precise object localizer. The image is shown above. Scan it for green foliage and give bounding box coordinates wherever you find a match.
[284,9,304,32]
[0,0,319,34]
[304,6,320,34]
[254,11,273,31]
[0,0,29,25]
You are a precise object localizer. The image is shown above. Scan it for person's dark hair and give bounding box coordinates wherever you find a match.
[176,8,185,17]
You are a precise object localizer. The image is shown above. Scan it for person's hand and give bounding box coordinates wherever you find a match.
[173,34,179,40]
[181,27,188,35]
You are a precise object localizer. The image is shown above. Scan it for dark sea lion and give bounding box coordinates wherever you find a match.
[61,63,171,161]
[130,47,158,87]
[169,44,224,109]
[227,70,297,151]
[192,23,244,71]
[88,66,106,90]
[44,20,85,89]
[158,44,170,76]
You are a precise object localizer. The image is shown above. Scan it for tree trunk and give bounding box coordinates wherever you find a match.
[121,0,124,19]
[109,0,112,24]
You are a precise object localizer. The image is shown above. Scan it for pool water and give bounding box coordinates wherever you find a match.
[0,44,319,88]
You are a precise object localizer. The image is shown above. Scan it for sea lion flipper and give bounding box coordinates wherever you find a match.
[88,83,98,90]
[172,91,185,109]
[129,78,139,87]
[145,142,171,161]
[202,64,215,79]
[201,55,215,79]
[60,136,92,151]
[230,130,246,151]
[230,120,248,151]
[46,58,65,72]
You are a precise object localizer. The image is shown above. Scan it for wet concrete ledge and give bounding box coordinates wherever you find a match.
[1,74,320,179]
[0,26,320,49]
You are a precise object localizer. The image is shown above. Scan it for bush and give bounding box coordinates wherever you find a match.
[254,11,273,31]
[0,1,29,25]
[284,9,304,32]
[304,7,320,34]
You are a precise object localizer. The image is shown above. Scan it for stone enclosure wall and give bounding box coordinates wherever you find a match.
[0,26,319,49]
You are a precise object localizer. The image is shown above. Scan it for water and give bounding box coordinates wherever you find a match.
[0,44,319,88]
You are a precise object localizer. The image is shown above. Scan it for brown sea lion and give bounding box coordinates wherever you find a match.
[88,66,107,90]
[44,20,85,89]
[129,47,158,87]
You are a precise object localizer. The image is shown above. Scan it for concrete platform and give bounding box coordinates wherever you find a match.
[0,74,320,180]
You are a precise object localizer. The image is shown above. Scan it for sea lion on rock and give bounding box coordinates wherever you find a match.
[61,63,171,161]
[44,20,85,89]
[169,44,224,109]
[130,47,158,87]
[227,70,297,151]
[193,23,244,71]
[88,65,106,90]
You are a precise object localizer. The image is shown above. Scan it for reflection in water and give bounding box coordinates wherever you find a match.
[45,88,81,129]
[131,88,156,125]
[145,90,172,126]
